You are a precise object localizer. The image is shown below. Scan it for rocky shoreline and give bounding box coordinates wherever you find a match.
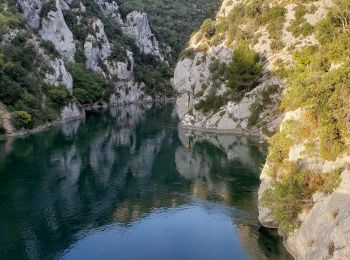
[179,125,267,142]
[0,98,175,139]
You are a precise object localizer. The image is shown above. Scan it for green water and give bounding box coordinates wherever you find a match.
[0,103,291,260]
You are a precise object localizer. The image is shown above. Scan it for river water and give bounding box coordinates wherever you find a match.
[0,103,291,259]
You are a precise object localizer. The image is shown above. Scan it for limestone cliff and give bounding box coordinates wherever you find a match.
[0,0,170,135]
[173,0,332,138]
[174,0,350,258]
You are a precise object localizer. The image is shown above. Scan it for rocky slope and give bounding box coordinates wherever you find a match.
[173,0,333,138]
[174,0,350,258]
[0,0,174,135]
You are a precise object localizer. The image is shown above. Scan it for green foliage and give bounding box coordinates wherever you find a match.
[195,1,287,50]
[261,167,308,234]
[180,48,196,60]
[227,42,263,93]
[0,3,24,35]
[275,0,350,162]
[63,10,89,42]
[110,41,128,62]
[263,0,350,236]
[46,87,70,108]
[115,0,221,58]
[249,83,280,127]
[0,76,23,105]
[259,5,287,49]
[266,122,295,177]
[70,63,107,105]
[316,0,350,44]
[248,103,263,126]
[40,0,57,18]
[74,48,85,64]
[320,168,342,194]
[199,19,216,39]
[11,111,33,129]
[262,166,342,235]
[207,59,229,94]
[0,31,64,127]
[134,53,174,97]
[288,5,314,38]
[40,40,60,58]
[194,90,228,114]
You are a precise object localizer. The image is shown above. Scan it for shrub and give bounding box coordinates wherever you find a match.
[116,0,221,58]
[200,19,216,39]
[259,5,286,47]
[194,91,228,114]
[12,111,33,129]
[288,5,314,37]
[15,92,41,111]
[46,87,70,108]
[266,121,296,177]
[40,40,60,57]
[110,41,128,62]
[227,42,263,93]
[320,168,342,194]
[40,0,57,18]
[0,76,23,106]
[70,63,106,104]
[0,3,24,35]
[262,165,343,235]
[133,53,174,97]
[180,48,196,60]
[248,103,263,127]
[74,48,85,64]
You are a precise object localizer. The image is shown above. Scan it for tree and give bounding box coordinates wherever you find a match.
[227,42,263,93]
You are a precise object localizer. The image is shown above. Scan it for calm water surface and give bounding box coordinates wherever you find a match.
[0,103,291,260]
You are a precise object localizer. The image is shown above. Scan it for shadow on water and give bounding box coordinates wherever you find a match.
[0,103,292,260]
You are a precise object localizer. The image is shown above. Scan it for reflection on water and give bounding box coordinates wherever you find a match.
[0,103,291,260]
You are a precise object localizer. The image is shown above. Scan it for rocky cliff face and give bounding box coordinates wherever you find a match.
[121,11,164,60]
[0,0,171,135]
[174,0,350,258]
[259,108,350,259]
[39,1,76,61]
[173,0,333,138]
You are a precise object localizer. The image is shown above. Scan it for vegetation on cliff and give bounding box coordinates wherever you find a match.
[262,0,350,234]
[0,0,222,132]
[116,0,221,59]
[177,0,350,235]
[0,2,70,130]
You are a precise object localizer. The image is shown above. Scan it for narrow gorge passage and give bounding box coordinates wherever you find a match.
[0,103,291,259]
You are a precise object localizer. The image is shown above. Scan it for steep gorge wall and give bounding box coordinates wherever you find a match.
[173,0,332,138]
[0,0,170,135]
[174,0,350,258]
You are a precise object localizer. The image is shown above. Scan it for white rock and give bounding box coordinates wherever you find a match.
[286,170,350,259]
[258,164,279,228]
[61,102,84,122]
[84,18,112,74]
[217,0,241,18]
[45,58,73,93]
[40,0,76,62]
[109,81,152,105]
[26,34,73,92]
[121,11,164,60]
[59,0,70,10]
[94,0,123,24]
[17,0,42,29]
